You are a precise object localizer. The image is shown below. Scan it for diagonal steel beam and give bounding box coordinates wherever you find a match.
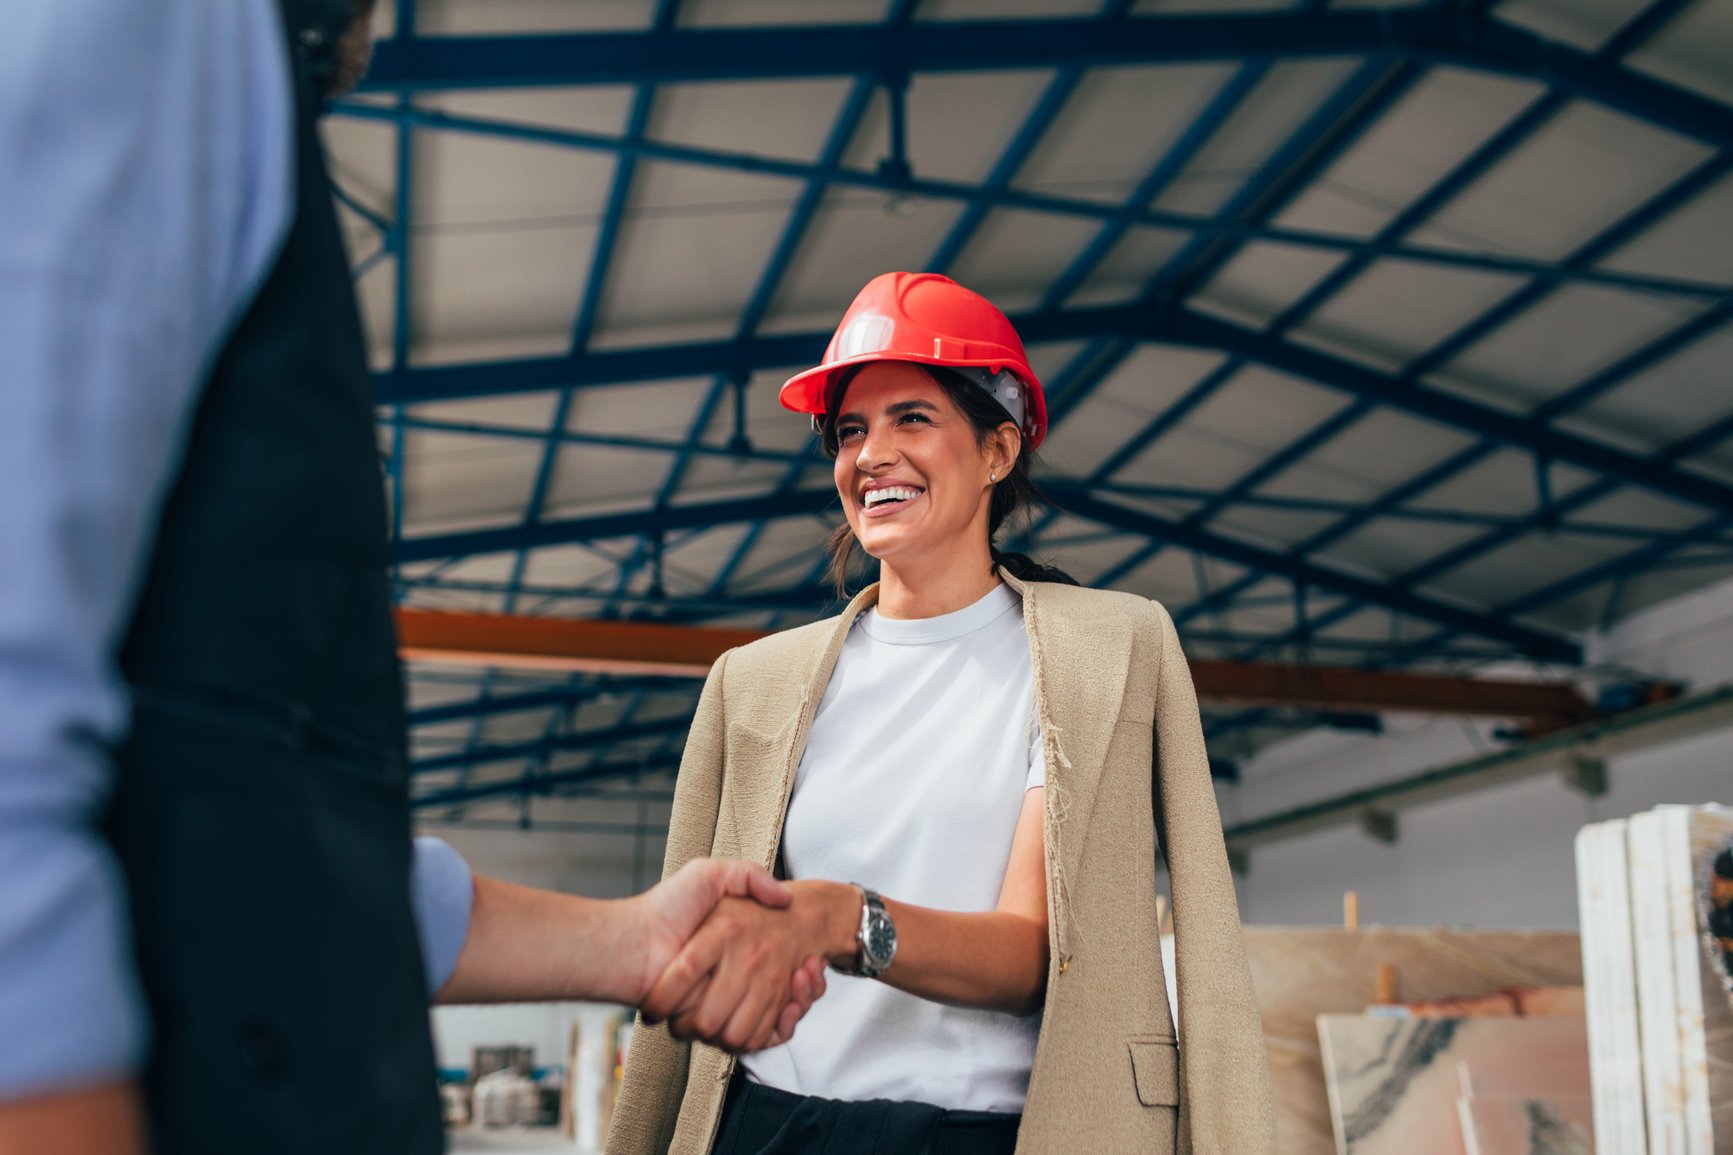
[1047,488,1578,661]
[1156,305,1733,517]
[412,754,683,809]
[394,482,1580,659]
[380,300,1733,518]
[410,682,680,727]
[414,715,692,774]
[395,488,838,563]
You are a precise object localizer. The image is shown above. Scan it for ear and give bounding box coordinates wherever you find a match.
[988,422,1023,478]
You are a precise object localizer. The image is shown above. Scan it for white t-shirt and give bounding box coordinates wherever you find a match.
[740,583,1044,1113]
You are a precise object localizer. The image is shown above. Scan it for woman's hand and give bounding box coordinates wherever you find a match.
[641,880,857,1054]
[627,858,792,1004]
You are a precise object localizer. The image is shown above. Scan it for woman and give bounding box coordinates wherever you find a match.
[606,273,1275,1155]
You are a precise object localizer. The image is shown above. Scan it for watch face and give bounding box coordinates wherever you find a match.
[866,914,897,965]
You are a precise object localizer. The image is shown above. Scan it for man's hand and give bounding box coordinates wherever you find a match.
[641,880,854,1055]
[627,860,827,1051]
[434,859,824,1044]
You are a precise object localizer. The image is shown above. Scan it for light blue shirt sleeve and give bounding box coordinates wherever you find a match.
[412,837,476,995]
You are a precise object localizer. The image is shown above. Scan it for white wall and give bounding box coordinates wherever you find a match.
[1225,574,1733,929]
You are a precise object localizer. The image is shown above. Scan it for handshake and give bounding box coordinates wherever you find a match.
[620,859,853,1055]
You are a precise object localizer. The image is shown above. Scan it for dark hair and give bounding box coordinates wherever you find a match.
[818,364,1080,596]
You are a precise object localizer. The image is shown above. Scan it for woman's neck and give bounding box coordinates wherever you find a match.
[875,544,1001,620]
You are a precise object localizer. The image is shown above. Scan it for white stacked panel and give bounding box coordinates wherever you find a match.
[1631,809,1688,1155]
[1617,804,1733,1155]
[1659,807,1713,1154]
[1576,818,1647,1155]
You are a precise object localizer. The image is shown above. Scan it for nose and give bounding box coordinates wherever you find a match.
[854,423,897,474]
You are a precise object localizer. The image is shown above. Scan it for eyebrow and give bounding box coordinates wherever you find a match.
[836,399,940,424]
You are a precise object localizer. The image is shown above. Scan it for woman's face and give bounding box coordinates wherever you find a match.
[831,361,1006,568]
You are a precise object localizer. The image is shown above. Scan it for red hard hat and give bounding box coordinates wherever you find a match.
[780,272,1048,448]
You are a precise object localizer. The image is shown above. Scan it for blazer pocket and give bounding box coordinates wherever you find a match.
[719,719,795,861]
[1127,1036,1180,1108]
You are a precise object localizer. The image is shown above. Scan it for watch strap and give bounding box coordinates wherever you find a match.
[852,884,894,978]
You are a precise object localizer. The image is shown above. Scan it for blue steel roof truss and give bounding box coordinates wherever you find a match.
[352,1,1733,812]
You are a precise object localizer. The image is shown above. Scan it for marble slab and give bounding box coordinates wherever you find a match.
[1398,986,1584,1019]
[1456,1049,1591,1103]
[1577,817,1647,1155]
[1242,928,1582,1155]
[1316,1014,1590,1155]
[1456,1097,1593,1155]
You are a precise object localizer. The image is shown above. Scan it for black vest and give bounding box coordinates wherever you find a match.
[107,2,442,1150]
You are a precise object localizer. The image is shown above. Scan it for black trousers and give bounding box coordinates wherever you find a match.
[714,1074,1021,1155]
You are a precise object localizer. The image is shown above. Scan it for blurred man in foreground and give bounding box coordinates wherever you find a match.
[0,4,818,1152]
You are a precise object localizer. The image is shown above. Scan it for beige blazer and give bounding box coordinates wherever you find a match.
[604,571,1277,1154]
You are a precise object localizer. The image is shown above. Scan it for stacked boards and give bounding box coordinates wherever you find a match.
[1577,804,1733,1155]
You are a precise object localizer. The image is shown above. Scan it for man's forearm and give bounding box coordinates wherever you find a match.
[433,876,651,1007]
[0,1080,147,1155]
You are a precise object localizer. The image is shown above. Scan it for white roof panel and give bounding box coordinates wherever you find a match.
[1014,63,1238,206]
[1152,58,1364,217]
[1191,242,1353,331]
[1432,285,1708,413]
[1412,100,1713,263]
[1256,408,1478,501]
[1288,258,1526,374]
[946,208,1115,312]
[1276,67,1543,239]
[1625,0,1733,105]
[1489,0,1652,54]
[841,70,1059,186]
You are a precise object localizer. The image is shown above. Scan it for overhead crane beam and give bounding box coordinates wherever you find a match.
[399,609,767,678]
[396,608,1595,729]
[357,9,1733,151]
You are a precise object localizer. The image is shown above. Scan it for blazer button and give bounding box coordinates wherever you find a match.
[241,1020,286,1082]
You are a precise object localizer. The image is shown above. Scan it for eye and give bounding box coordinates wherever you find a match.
[897,412,932,427]
[836,423,865,443]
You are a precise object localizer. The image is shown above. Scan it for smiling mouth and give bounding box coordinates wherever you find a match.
[862,485,925,511]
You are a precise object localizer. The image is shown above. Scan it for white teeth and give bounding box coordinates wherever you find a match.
[864,486,922,507]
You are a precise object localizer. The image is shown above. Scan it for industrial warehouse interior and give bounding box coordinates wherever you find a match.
[325,0,1733,1150]
[5,1,1732,1153]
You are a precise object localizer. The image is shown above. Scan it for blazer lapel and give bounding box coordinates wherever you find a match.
[717,584,879,869]
[1008,574,1136,879]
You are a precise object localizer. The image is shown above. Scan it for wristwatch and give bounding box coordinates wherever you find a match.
[842,885,898,978]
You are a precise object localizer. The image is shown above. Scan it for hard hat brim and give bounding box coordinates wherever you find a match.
[779,351,1048,447]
